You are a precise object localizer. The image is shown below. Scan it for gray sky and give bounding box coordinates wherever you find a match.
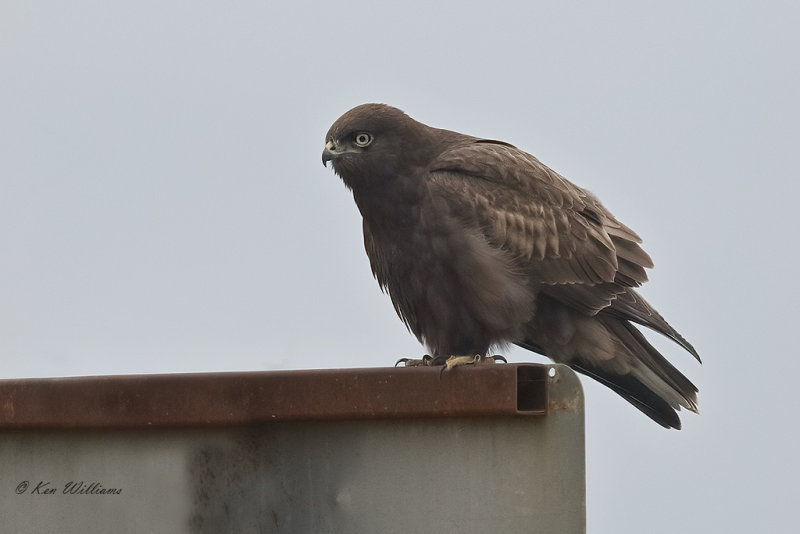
[2,2,797,532]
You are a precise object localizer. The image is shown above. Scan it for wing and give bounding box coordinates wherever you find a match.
[428,139,653,316]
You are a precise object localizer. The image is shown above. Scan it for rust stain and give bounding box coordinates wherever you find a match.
[0,364,550,430]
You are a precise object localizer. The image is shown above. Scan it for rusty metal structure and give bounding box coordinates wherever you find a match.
[0,363,585,533]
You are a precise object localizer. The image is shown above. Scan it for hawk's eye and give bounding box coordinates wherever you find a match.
[354,133,373,147]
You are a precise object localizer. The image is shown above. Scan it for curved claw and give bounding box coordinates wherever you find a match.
[395,355,434,367]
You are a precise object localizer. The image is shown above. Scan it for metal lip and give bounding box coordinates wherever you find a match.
[0,363,550,430]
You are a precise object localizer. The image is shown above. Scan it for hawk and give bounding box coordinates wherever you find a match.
[322,103,700,429]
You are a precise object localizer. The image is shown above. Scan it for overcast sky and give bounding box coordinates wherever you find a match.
[2,2,798,532]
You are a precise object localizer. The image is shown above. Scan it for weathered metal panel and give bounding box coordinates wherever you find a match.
[0,364,548,428]
[0,364,584,533]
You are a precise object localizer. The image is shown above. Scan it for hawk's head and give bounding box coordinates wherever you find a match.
[322,103,442,192]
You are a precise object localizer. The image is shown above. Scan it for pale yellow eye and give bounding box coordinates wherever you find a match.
[354,132,373,147]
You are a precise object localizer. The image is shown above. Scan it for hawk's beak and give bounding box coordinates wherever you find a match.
[322,140,337,167]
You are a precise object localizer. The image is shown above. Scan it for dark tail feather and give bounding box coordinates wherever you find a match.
[601,315,699,411]
[518,292,700,428]
[567,314,698,428]
[608,288,701,363]
[570,361,683,429]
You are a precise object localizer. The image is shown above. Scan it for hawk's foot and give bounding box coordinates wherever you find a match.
[443,354,507,371]
[396,355,436,367]
[396,354,506,369]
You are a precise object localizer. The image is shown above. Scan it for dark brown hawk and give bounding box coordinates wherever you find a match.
[322,103,700,429]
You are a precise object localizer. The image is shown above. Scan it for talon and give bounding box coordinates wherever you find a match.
[487,354,507,364]
[395,355,434,367]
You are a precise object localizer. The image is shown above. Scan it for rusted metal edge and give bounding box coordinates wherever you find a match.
[0,364,549,430]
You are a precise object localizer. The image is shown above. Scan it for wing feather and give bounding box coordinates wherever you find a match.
[428,140,653,315]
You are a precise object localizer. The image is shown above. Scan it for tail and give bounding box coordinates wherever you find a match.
[520,292,699,429]
[574,314,698,429]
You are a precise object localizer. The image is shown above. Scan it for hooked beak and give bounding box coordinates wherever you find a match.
[322,140,337,167]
